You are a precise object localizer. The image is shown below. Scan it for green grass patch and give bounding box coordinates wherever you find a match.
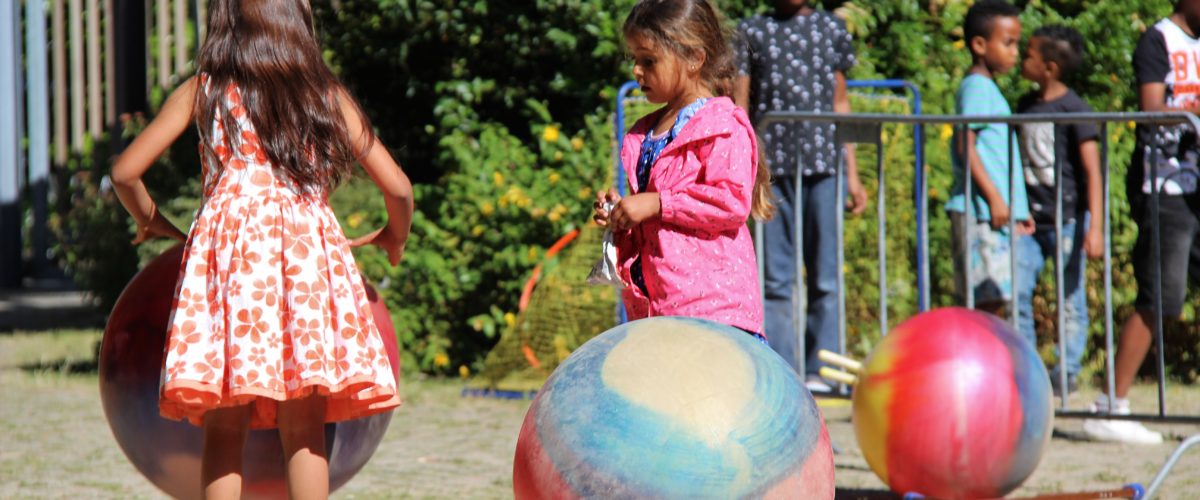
[0,329,103,373]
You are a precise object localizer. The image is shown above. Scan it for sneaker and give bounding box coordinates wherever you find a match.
[804,376,833,395]
[1049,375,1079,398]
[1082,419,1164,445]
[1082,395,1164,445]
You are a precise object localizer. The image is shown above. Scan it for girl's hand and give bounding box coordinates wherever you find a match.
[132,212,187,244]
[350,226,407,266]
[609,193,660,232]
[593,188,621,226]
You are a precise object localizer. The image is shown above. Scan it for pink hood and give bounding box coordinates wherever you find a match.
[615,97,764,334]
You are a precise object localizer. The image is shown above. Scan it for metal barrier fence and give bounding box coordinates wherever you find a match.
[758,110,1200,425]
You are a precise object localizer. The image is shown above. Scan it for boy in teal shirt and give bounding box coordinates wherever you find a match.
[947,0,1033,316]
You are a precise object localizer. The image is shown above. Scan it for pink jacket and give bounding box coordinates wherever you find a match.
[615,97,764,334]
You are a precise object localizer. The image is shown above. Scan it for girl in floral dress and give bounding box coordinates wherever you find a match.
[111,1,412,498]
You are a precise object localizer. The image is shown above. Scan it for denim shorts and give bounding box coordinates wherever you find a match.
[1130,192,1200,317]
[950,211,1017,305]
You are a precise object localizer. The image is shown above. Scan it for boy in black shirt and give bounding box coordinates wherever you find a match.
[1085,1,1200,445]
[1014,25,1102,398]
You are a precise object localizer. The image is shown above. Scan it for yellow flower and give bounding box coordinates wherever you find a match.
[516,195,532,208]
[347,212,365,229]
[493,171,504,186]
[548,172,561,184]
[471,225,484,236]
[578,186,593,200]
[459,365,470,378]
[953,39,965,50]
[1126,121,1136,130]
[531,207,547,219]
[504,312,517,327]
[548,211,562,222]
[433,352,450,368]
[543,125,560,142]
[554,151,564,162]
[552,203,567,216]
[527,247,539,261]
[499,197,510,208]
[481,202,495,216]
[571,137,585,151]
[940,124,954,141]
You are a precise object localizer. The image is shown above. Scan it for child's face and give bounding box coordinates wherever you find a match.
[972,16,1022,75]
[1020,36,1052,86]
[1183,0,1200,31]
[626,32,692,105]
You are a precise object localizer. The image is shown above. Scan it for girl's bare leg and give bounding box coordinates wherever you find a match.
[202,404,253,500]
[278,393,329,500]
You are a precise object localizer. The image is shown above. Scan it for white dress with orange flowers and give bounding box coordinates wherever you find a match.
[159,79,401,428]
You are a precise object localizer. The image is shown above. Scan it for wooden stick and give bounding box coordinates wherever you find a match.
[818,349,863,374]
[819,367,858,386]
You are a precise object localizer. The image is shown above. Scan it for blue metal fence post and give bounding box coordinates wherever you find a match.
[846,80,925,313]
[27,0,52,280]
[612,81,641,324]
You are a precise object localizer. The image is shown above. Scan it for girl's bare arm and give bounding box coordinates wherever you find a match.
[111,77,198,243]
[339,90,414,266]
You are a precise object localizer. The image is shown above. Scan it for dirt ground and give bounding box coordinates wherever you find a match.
[1,329,1197,499]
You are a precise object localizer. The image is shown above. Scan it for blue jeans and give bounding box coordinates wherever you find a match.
[763,175,839,377]
[1016,216,1089,380]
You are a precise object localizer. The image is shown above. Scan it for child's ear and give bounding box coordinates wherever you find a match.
[1046,60,1061,81]
[969,35,988,58]
[687,48,707,73]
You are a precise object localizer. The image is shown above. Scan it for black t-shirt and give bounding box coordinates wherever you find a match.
[1130,20,1200,195]
[1017,90,1099,225]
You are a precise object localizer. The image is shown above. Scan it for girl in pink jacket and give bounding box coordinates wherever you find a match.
[594,0,775,336]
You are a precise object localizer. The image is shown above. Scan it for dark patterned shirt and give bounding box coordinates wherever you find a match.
[736,11,856,177]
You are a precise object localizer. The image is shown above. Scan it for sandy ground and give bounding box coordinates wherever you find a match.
[1,330,1197,499]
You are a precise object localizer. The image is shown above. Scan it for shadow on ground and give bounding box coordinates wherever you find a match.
[0,289,105,333]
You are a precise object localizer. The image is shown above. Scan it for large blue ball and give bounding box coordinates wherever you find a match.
[514,316,834,499]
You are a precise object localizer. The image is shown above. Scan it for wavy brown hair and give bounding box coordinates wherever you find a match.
[195,0,372,196]
[623,0,775,220]
[623,0,737,97]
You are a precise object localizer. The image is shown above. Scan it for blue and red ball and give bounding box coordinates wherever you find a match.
[514,316,835,499]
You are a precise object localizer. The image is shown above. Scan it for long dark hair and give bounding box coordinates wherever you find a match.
[195,0,372,195]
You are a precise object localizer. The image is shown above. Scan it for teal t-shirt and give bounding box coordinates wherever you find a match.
[945,74,1030,222]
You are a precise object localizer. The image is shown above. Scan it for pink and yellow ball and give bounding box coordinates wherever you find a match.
[514,316,834,499]
[852,307,1053,499]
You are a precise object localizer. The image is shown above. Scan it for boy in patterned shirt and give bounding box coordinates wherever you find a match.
[946,0,1032,317]
[734,0,866,392]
